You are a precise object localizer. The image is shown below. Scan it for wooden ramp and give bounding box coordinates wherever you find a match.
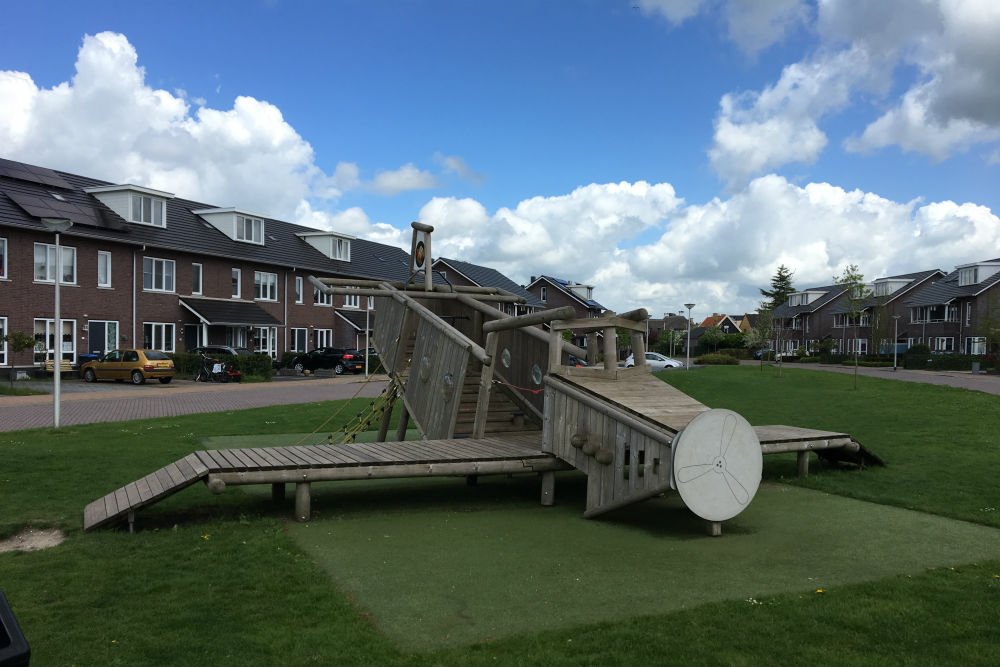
[83,434,570,532]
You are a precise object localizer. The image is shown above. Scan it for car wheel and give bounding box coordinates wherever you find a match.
[158,377,172,384]
[294,362,304,373]
[334,363,345,375]
[131,370,145,385]
[83,368,96,383]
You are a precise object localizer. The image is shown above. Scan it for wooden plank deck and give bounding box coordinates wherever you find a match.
[83,433,570,532]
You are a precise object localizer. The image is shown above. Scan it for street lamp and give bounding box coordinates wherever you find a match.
[41,217,73,428]
[684,303,695,370]
[892,314,901,371]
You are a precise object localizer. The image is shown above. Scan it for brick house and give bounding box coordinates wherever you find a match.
[432,257,542,316]
[523,275,604,348]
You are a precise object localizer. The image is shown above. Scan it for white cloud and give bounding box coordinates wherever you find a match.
[637,0,708,25]
[370,163,438,195]
[433,152,485,185]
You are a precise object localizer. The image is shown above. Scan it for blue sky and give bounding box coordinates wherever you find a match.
[2,0,998,318]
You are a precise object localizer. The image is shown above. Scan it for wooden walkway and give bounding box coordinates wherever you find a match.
[83,433,570,532]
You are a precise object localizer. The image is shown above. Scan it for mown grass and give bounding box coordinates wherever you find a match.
[1,368,999,665]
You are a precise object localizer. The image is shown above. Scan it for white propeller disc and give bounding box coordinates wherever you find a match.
[671,409,762,522]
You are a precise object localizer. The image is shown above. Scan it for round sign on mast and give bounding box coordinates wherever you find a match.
[670,409,762,522]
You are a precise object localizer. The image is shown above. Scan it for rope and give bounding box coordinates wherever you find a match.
[493,379,545,395]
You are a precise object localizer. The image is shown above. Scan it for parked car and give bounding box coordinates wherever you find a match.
[189,345,247,357]
[81,349,176,385]
[568,354,589,367]
[350,348,382,372]
[625,351,683,371]
[290,347,363,374]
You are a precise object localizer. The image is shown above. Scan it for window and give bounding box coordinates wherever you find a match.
[251,326,278,356]
[295,276,303,304]
[226,326,247,348]
[33,318,75,363]
[966,302,972,326]
[0,238,6,278]
[232,268,241,298]
[130,193,166,227]
[344,287,360,309]
[314,287,333,306]
[932,337,954,353]
[540,286,547,302]
[98,251,111,287]
[0,317,6,365]
[959,267,978,286]
[291,328,308,352]
[789,294,800,306]
[331,237,350,261]
[34,243,76,283]
[966,337,987,355]
[316,329,333,347]
[142,257,175,292]
[143,322,175,352]
[254,271,277,301]
[367,295,375,310]
[236,215,263,244]
[192,263,202,295]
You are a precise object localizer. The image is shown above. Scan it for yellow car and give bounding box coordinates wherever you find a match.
[81,349,176,385]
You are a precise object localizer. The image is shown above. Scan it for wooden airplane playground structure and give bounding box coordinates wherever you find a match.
[83,223,882,536]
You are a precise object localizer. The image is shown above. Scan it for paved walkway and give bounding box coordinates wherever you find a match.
[740,360,1000,396]
[0,375,389,432]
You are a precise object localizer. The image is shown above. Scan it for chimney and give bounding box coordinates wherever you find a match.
[530,276,536,283]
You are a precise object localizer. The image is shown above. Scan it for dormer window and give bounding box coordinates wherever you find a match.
[959,267,977,286]
[332,237,350,261]
[131,193,166,227]
[297,231,354,262]
[236,215,264,244]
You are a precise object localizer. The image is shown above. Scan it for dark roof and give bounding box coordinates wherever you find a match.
[826,269,943,314]
[772,284,845,317]
[179,297,282,326]
[741,313,759,327]
[434,257,542,307]
[528,275,606,311]
[0,157,415,283]
[336,309,375,331]
[904,262,1000,307]
[650,315,689,330]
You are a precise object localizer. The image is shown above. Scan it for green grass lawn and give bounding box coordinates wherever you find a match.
[1,367,999,665]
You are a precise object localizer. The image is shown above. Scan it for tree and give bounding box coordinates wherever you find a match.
[760,265,796,311]
[652,329,682,357]
[834,264,872,390]
[700,325,724,353]
[2,330,36,387]
[744,311,772,371]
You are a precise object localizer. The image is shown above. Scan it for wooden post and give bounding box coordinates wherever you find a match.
[295,482,311,522]
[394,403,410,442]
[549,324,564,373]
[473,331,500,439]
[631,330,646,368]
[797,450,810,477]
[586,332,599,365]
[705,520,722,537]
[271,483,285,504]
[603,314,617,379]
[541,471,555,506]
[377,392,397,442]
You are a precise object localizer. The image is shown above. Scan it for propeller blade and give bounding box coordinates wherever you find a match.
[677,463,714,483]
[724,469,750,505]
[721,414,737,457]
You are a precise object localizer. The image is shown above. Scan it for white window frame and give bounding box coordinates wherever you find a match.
[344,287,360,309]
[235,215,264,244]
[34,242,77,284]
[0,316,6,365]
[295,276,303,304]
[226,326,248,348]
[966,336,987,355]
[367,295,375,310]
[331,237,350,261]
[254,271,278,301]
[130,193,166,227]
[540,286,547,302]
[33,318,76,364]
[290,328,308,352]
[143,322,175,352]
[959,267,977,286]
[315,328,333,347]
[0,237,7,279]
[192,263,203,295]
[232,268,242,298]
[142,257,175,293]
[966,302,972,327]
[932,337,954,353]
[252,326,278,357]
[314,287,333,306]
[98,250,112,288]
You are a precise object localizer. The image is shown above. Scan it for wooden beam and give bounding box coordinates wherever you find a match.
[482,305,576,333]
[455,294,588,359]
[382,283,491,365]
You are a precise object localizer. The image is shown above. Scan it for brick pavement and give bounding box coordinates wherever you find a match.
[0,376,389,432]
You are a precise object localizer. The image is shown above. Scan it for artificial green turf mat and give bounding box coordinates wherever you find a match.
[287,475,1000,650]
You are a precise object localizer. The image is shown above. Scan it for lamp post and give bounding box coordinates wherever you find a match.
[41,217,73,428]
[684,303,695,370]
[892,314,901,371]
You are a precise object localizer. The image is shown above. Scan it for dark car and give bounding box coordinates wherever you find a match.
[190,345,247,357]
[290,347,363,374]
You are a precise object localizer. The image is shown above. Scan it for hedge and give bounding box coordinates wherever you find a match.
[694,353,739,365]
[170,352,274,378]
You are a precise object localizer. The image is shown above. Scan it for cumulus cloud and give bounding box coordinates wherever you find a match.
[370,163,438,195]
[693,0,1000,185]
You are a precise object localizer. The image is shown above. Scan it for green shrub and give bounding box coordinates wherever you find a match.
[170,352,274,379]
[717,347,750,359]
[799,356,820,363]
[694,353,738,365]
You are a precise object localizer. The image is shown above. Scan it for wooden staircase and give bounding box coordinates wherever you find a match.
[453,371,541,438]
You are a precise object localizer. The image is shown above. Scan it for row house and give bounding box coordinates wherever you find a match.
[771,284,847,355]
[902,259,1000,355]
[524,276,605,348]
[0,157,420,371]
[432,257,543,316]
